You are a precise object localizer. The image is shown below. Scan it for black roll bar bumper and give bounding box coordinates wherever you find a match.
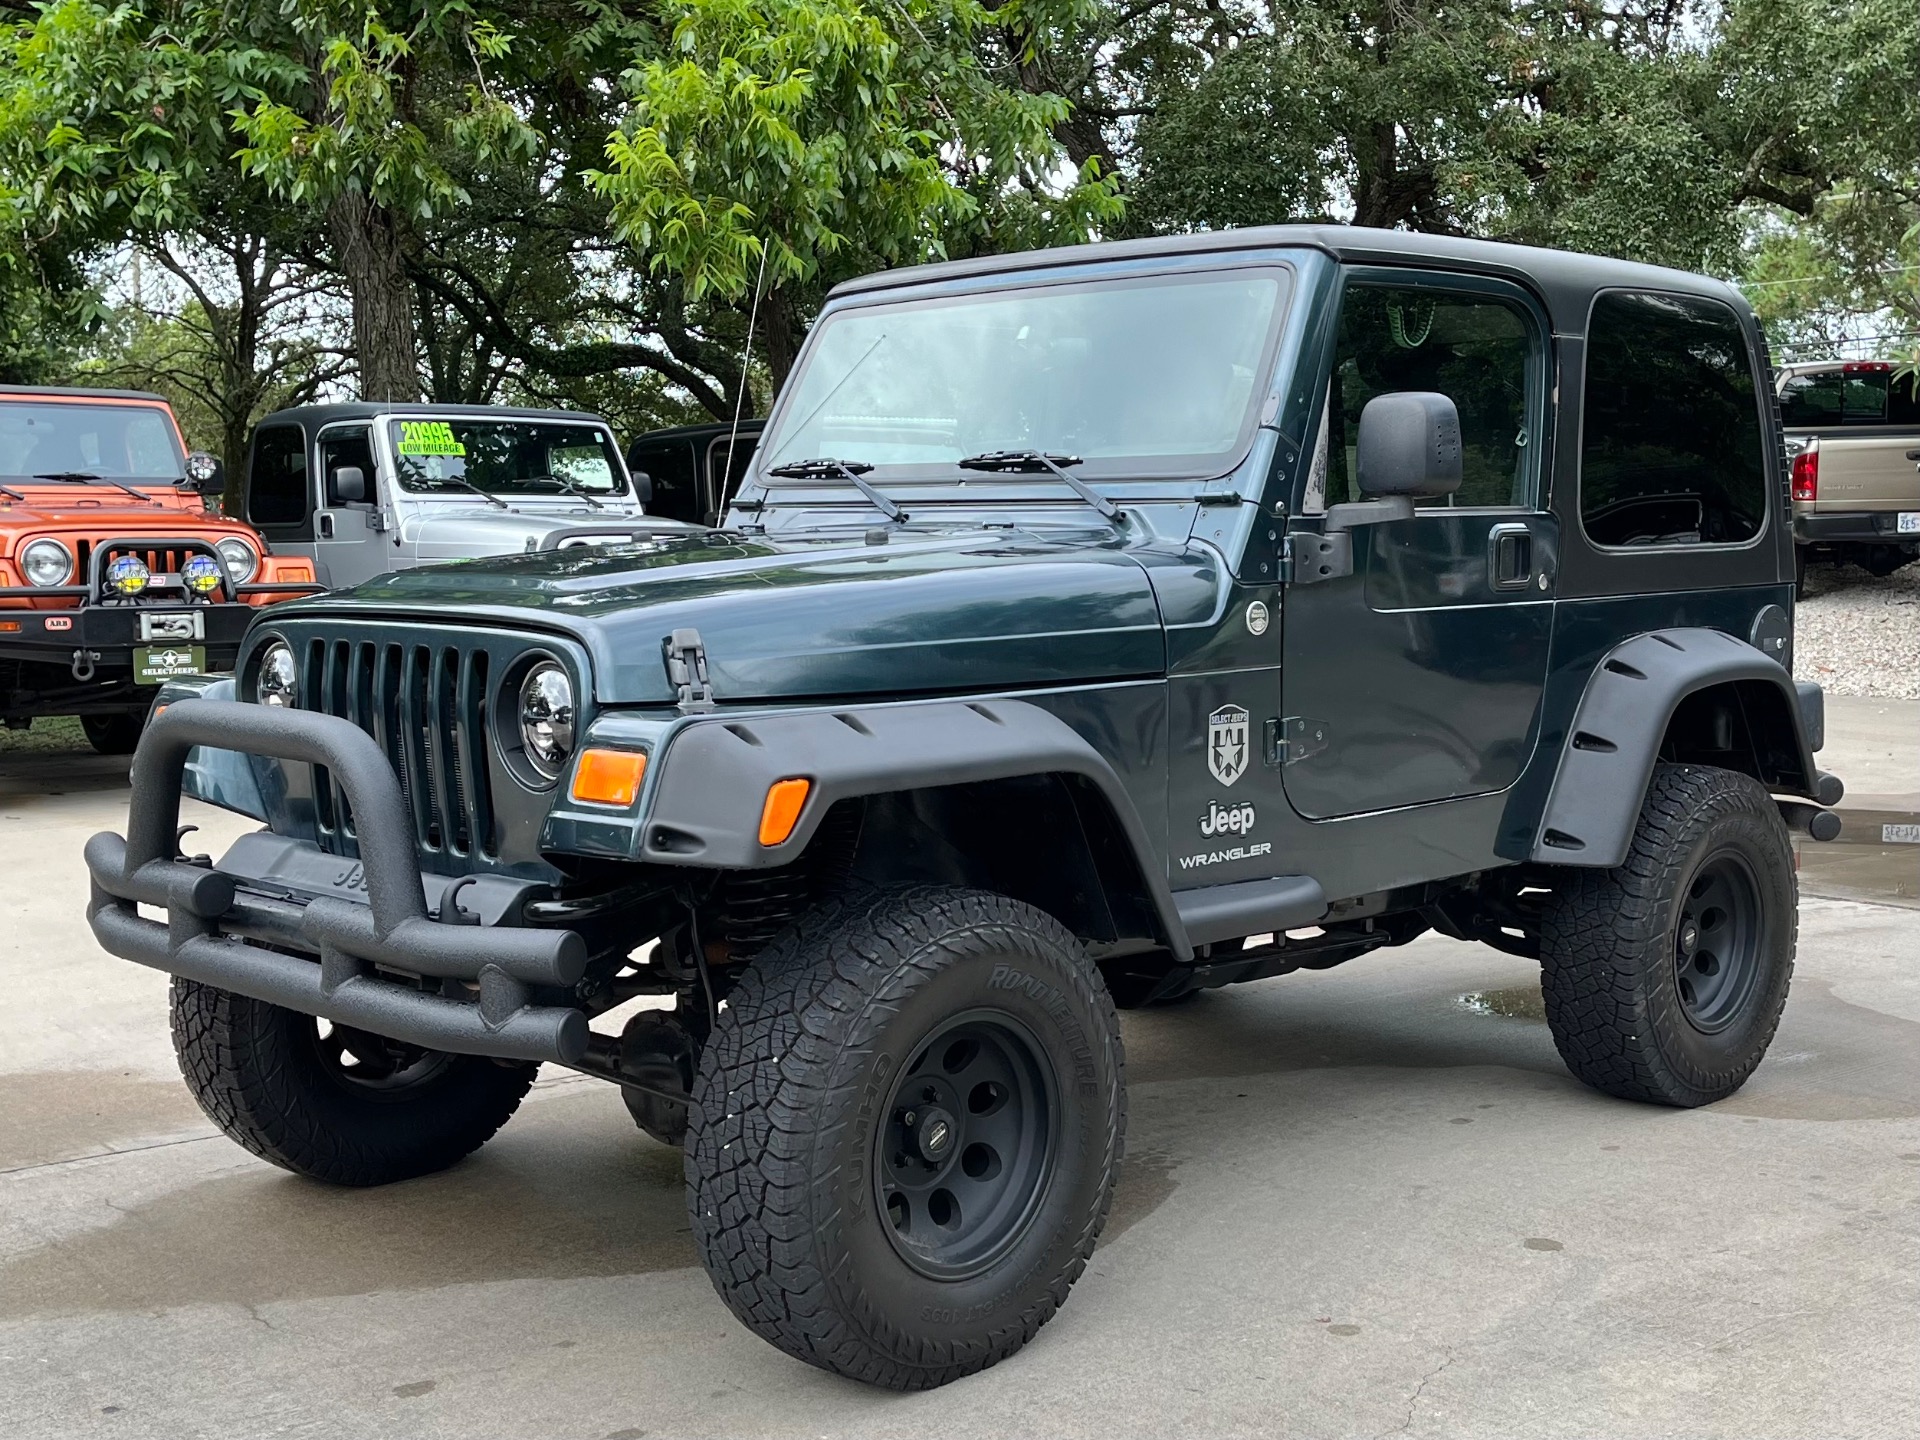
[83,700,589,1064]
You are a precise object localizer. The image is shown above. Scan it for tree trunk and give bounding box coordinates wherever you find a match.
[328,189,420,402]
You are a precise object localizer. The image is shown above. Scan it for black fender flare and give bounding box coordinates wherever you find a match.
[638,697,1195,953]
[1529,627,1821,868]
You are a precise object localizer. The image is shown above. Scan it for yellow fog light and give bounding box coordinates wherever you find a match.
[105,554,150,596]
[180,554,224,595]
[570,749,647,807]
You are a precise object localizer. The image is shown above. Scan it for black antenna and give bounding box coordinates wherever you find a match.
[723,241,771,515]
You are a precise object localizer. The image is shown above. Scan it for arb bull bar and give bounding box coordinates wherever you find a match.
[84,701,589,1064]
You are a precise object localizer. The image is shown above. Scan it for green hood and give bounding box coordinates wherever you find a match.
[331,528,1169,703]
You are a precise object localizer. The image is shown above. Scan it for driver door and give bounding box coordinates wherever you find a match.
[313,425,391,589]
[1281,271,1558,819]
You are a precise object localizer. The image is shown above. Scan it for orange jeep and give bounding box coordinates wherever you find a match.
[1,385,319,751]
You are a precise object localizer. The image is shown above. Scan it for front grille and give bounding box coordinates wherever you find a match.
[300,639,496,860]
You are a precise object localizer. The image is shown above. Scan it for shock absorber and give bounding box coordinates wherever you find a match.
[719,799,865,959]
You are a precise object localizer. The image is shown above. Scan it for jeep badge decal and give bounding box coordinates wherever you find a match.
[1207,704,1250,787]
[1201,799,1255,837]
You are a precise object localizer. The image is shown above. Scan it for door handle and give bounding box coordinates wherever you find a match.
[1487,522,1532,590]
[317,512,335,539]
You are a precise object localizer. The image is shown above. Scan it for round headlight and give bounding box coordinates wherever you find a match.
[215,537,258,585]
[180,553,224,595]
[518,663,575,778]
[256,642,297,708]
[21,538,73,587]
[105,554,151,596]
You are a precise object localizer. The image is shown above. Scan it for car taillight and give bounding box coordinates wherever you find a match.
[1791,445,1818,501]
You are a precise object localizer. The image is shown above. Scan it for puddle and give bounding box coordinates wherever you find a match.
[1797,823,1920,908]
[0,1085,697,1319]
[1457,985,1547,1022]
[0,1070,212,1172]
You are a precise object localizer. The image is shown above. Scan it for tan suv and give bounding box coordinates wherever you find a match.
[1778,360,1920,582]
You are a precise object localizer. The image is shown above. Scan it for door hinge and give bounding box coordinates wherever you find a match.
[1268,715,1330,765]
[1280,531,1351,584]
[664,628,716,713]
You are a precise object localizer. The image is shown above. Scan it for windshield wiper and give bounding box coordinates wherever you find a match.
[527,473,606,510]
[955,451,1122,522]
[765,458,906,522]
[32,471,162,505]
[427,473,510,510]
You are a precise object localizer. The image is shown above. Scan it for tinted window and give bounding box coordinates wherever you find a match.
[1581,292,1767,547]
[1780,367,1920,428]
[1313,284,1539,510]
[319,428,376,504]
[630,438,699,523]
[247,425,309,526]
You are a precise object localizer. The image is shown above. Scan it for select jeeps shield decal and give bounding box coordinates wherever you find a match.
[1207,704,1250,787]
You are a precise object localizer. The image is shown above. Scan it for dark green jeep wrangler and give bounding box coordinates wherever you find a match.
[87,226,1841,1389]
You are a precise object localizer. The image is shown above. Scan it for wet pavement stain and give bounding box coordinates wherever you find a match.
[0,1087,698,1320]
[1523,1237,1564,1252]
[0,1070,212,1172]
[391,1380,437,1398]
[1103,1148,1178,1243]
[1457,985,1548,1022]
[1711,979,1920,1121]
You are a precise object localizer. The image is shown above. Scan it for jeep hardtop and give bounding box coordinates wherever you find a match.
[88,226,1841,1388]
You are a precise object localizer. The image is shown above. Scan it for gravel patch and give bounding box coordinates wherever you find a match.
[1795,561,1920,699]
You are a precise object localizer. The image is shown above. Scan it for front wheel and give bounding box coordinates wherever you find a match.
[170,979,537,1185]
[1540,764,1796,1107]
[82,712,144,755]
[685,886,1125,1389]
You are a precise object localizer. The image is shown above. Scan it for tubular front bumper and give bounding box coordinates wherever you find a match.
[83,701,589,1064]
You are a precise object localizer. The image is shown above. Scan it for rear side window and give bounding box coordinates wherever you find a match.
[1779,367,1920,428]
[1581,292,1767,547]
[248,425,310,526]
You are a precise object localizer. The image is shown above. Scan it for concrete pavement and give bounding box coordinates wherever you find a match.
[1,717,1916,1439]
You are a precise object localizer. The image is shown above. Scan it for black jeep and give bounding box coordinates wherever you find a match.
[87,226,1840,1389]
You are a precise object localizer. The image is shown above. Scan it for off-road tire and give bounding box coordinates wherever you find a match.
[1540,763,1795,1107]
[686,886,1125,1389]
[82,712,143,755]
[170,978,537,1186]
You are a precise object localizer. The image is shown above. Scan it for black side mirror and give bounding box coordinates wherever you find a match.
[629,468,653,505]
[182,451,225,495]
[1326,391,1462,531]
[330,465,368,504]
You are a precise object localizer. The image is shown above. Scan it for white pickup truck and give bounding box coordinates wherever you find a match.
[1779,360,1920,582]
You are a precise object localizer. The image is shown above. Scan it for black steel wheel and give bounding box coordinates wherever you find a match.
[876,1012,1058,1281]
[171,979,536,1185]
[1672,852,1764,1034]
[1542,764,1796,1106]
[686,886,1125,1390]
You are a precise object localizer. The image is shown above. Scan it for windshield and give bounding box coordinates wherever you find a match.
[386,418,630,497]
[759,268,1291,480]
[0,402,184,482]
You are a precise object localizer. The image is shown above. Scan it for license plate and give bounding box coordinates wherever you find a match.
[134,645,206,683]
[139,610,204,642]
[1898,512,1920,535]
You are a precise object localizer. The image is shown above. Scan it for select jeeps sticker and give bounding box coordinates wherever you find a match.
[1207,704,1250,787]
[396,420,467,457]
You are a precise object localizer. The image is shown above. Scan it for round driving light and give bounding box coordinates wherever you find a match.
[180,553,224,595]
[256,642,297,708]
[215,536,258,584]
[185,451,221,484]
[105,554,151,596]
[21,538,73,587]
[518,663,575,778]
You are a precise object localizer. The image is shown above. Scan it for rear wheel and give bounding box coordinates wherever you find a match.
[1540,764,1795,1106]
[686,886,1125,1389]
[82,712,144,755]
[170,979,536,1186]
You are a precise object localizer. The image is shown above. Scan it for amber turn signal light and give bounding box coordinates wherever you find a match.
[569,748,647,807]
[758,777,811,846]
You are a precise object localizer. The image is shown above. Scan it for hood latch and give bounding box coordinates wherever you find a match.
[664,628,716,713]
